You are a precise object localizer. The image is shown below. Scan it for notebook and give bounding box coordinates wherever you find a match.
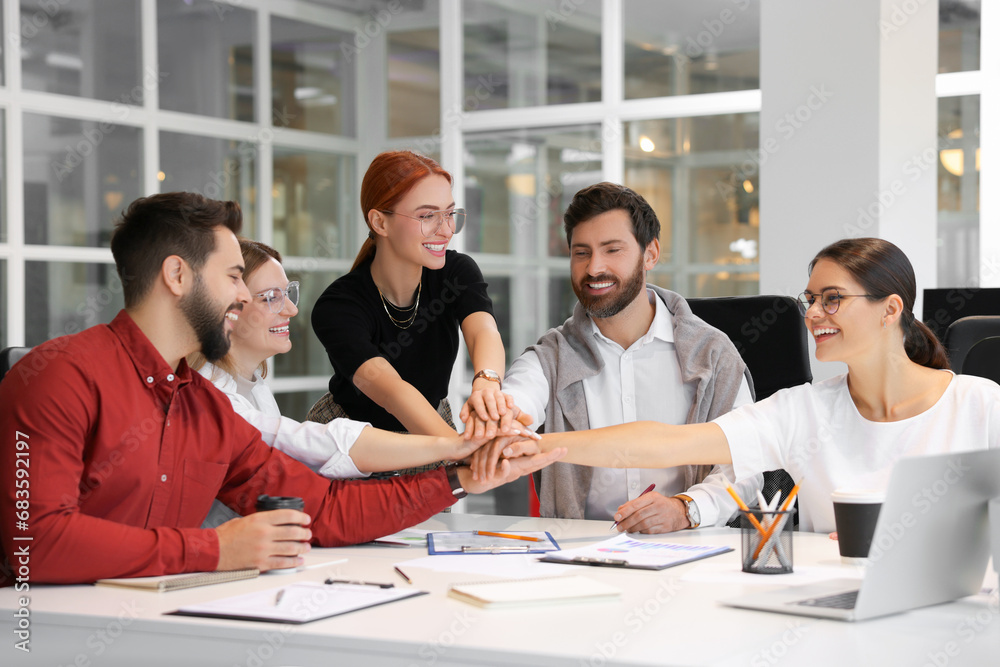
[96,569,259,592]
[448,575,621,608]
[721,448,1000,621]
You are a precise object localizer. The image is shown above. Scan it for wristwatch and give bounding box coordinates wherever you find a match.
[674,494,701,529]
[473,369,502,388]
[445,464,468,499]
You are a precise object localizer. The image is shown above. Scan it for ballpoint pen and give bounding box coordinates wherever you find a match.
[324,578,395,589]
[610,483,657,532]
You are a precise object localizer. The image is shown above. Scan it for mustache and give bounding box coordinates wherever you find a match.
[581,274,618,284]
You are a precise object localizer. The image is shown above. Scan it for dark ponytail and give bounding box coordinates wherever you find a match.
[809,238,949,370]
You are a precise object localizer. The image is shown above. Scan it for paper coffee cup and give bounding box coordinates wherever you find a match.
[831,490,883,564]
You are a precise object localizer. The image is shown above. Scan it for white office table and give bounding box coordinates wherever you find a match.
[2,513,997,666]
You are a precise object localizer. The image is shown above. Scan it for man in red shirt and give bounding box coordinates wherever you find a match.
[0,192,562,585]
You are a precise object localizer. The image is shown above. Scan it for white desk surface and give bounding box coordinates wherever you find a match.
[2,512,997,666]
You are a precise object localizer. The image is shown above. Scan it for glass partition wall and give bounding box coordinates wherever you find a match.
[0,0,986,515]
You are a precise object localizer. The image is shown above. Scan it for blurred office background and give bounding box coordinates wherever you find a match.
[0,0,988,512]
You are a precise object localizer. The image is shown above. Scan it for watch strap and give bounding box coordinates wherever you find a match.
[445,465,468,499]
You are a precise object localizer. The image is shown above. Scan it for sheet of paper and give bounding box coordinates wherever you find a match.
[371,528,431,547]
[400,554,574,579]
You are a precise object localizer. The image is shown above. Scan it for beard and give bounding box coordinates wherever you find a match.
[180,274,237,362]
[573,255,646,320]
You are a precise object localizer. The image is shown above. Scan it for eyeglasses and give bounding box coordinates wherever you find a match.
[382,208,466,236]
[254,281,300,313]
[796,288,874,316]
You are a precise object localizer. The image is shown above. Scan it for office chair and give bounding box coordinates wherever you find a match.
[688,295,812,525]
[528,296,811,521]
[943,316,1000,374]
[960,336,1000,384]
[0,347,32,384]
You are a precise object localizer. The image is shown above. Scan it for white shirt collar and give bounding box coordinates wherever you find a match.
[589,286,676,350]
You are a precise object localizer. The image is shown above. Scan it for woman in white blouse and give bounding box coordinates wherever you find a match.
[190,238,506,480]
[477,238,1000,533]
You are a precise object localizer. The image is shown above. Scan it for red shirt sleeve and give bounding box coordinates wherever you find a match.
[213,418,458,546]
[0,349,219,586]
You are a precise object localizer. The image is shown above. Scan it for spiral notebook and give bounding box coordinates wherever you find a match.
[448,575,621,609]
[96,569,260,592]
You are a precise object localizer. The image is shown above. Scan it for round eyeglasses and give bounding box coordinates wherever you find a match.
[382,208,466,236]
[796,289,874,316]
[254,281,300,313]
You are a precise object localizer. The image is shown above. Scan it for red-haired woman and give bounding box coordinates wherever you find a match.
[309,151,514,455]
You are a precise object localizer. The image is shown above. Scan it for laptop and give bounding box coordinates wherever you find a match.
[721,448,1000,621]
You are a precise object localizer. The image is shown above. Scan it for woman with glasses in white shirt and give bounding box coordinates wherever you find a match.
[309,151,519,462]
[477,238,1000,533]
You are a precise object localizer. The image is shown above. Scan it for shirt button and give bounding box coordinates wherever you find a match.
[146,376,154,384]
[624,396,632,404]
[167,374,175,382]
[161,474,168,482]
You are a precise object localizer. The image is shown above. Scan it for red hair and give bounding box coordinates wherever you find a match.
[351,151,453,272]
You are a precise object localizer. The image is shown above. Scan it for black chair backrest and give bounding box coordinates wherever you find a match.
[687,296,809,525]
[0,347,32,384]
[943,316,1000,374]
[960,337,1000,384]
[687,295,812,400]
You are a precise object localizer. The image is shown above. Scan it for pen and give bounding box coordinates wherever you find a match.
[475,531,542,542]
[273,589,285,606]
[393,566,412,584]
[324,578,395,589]
[610,483,657,531]
[751,484,800,560]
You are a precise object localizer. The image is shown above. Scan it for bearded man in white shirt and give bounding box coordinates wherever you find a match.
[464,182,760,532]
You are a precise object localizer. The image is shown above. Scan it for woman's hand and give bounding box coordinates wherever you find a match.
[460,385,512,439]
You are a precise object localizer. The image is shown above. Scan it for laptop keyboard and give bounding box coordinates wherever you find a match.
[794,590,859,610]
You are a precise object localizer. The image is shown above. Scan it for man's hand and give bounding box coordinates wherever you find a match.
[215,510,312,572]
[459,446,565,495]
[611,493,691,534]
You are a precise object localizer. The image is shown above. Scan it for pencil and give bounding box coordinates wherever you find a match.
[393,566,412,584]
[475,531,542,542]
[725,483,766,534]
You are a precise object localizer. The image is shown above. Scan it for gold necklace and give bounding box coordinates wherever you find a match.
[377,282,421,329]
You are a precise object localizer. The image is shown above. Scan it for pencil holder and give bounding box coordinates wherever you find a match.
[739,509,795,575]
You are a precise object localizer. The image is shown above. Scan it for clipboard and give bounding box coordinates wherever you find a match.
[427,531,560,555]
[538,534,732,570]
[168,581,426,624]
